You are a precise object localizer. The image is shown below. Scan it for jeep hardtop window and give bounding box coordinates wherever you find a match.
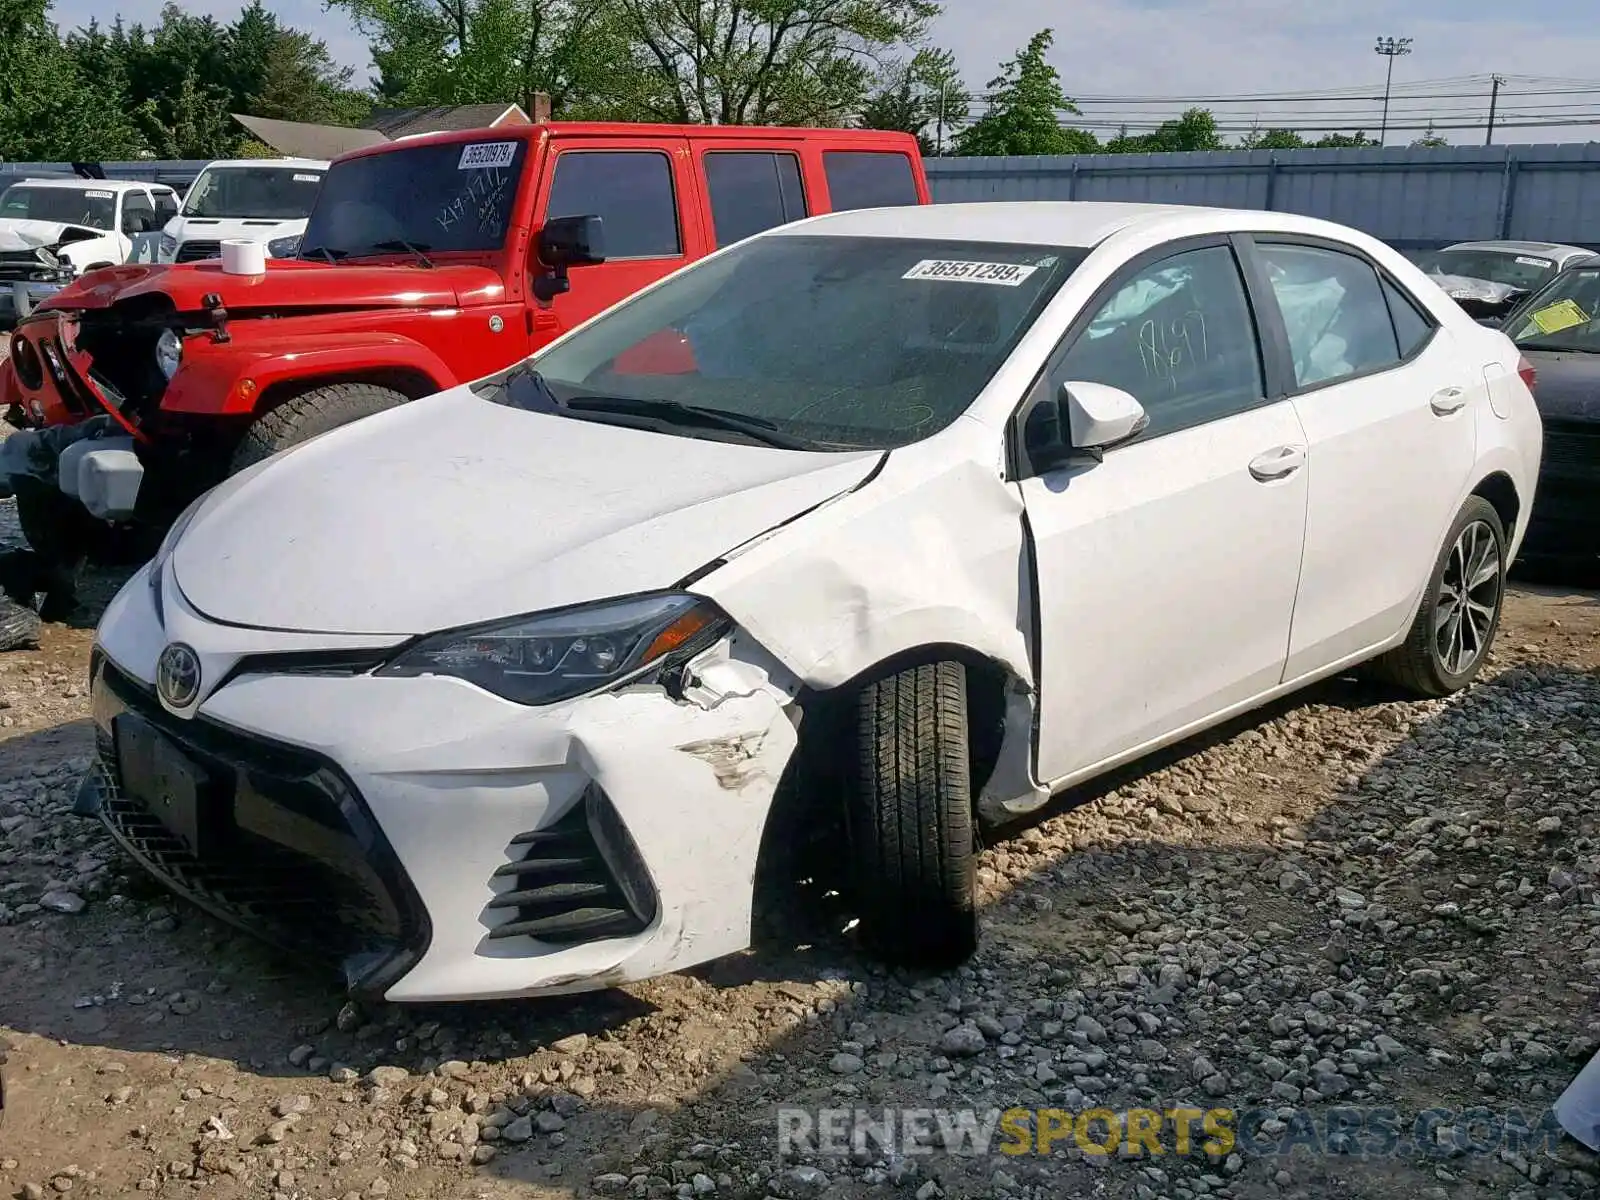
[505,234,1085,451]
[297,140,528,260]
[183,166,324,220]
[0,185,115,230]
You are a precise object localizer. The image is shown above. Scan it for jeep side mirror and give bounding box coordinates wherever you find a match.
[1023,380,1148,472]
[532,214,605,304]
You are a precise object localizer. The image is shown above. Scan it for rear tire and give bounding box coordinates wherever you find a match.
[15,479,154,569]
[1369,495,1506,698]
[845,660,978,967]
[230,382,409,473]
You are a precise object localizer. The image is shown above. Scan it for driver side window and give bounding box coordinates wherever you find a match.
[1057,244,1266,442]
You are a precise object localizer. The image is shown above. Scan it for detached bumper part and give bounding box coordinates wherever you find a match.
[58,434,142,520]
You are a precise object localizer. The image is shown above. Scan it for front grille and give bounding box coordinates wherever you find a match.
[485,787,657,944]
[1541,422,1599,484]
[91,660,429,988]
[175,240,222,263]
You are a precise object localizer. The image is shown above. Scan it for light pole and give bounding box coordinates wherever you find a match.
[1373,36,1413,145]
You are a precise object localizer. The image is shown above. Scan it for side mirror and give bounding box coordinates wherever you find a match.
[532,214,606,304]
[1024,380,1148,472]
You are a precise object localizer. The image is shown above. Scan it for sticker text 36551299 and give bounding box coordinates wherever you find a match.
[902,259,1039,286]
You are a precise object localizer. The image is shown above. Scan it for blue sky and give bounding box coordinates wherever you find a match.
[50,0,1600,145]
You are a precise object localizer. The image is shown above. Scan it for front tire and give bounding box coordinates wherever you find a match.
[845,660,978,967]
[229,382,409,474]
[1371,496,1506,697]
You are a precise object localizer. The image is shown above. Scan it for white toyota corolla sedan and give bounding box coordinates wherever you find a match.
[83,202,1542,1003]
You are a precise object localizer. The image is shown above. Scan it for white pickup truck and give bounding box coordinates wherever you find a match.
[158,157,328,263]
[0,177,180,322]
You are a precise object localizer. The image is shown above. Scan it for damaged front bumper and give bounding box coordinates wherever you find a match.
[84,561,804,1002]
[0,416,143,520]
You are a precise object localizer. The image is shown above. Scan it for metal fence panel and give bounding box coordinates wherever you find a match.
[926,144,1600,251]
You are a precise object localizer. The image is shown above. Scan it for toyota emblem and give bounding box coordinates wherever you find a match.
[156,643,202,709]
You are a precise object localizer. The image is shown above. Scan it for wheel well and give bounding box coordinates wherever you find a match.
[797,644,1015,799]
[1471,471,1521,539]
[255,368,443,415]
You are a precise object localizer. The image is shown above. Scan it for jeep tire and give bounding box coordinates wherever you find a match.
[844,660,979,967]
[230,382,410,474]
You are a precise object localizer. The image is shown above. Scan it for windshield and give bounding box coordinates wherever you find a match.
[1414,248,1556,291]
[1504,267,1600,353]
[520,234,1085,451]
[0,185,115,230]
[297,139,529,260]
[182,166,324,220]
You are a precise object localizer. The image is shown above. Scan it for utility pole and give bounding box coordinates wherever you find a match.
[1373,35,1413,144]
[1485,74,1505,145]
[935,84,947,157]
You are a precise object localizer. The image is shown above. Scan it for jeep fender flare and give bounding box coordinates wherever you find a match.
[158,333,457,416]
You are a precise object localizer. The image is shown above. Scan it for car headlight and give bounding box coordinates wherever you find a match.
[155,328,182,380]
[376,592,728,706]
[267,235,301,259]
[158,233,177,260]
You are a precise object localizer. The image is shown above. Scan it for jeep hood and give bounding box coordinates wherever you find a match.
[0,219,100,252]
[43,258,503,314]
[171,386,881,635]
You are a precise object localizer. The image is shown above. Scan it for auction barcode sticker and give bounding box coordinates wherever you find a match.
[458,142,518,170]
[902,259,1038,286]
[1515,256,1552,268]
[85,190,114,199]
[293,173,322,183]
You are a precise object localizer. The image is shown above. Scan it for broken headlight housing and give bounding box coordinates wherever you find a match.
[376,592,728,706]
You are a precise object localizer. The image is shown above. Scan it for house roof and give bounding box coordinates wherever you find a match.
[362,104,528,139]
[232,114,389,160]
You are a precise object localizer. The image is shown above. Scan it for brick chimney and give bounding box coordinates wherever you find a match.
[530,92,552,123]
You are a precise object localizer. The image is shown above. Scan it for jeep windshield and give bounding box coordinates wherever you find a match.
[182,166,324,220]
[503,234,1086,452]
[0,185,115,231]
[296,139,529,261]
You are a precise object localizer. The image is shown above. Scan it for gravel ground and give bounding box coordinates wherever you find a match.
[0,497,1596,1200]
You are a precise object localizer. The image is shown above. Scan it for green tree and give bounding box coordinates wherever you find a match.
[952,29,1093,156]
[1239,127,1306,150]
[609,0,939,125]
[1105,106,1221,153]
[858,46,969,154]
[0,0,144,160]
[1410,122,1448,148]
[1311,130,1379,148]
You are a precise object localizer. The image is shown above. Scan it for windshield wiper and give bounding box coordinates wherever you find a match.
[298,245,345,263]
[563,395,812,450]
[368,238,434,268]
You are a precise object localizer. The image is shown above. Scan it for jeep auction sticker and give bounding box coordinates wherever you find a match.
[458,142,518,170]
[902,259,1039,286]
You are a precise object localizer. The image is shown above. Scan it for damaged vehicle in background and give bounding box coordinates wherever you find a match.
[1411,240,1595,326]
[82,202,1541,1002]
[0,123,927,585]
[1497,253,1600,576]
[0,177,179,325]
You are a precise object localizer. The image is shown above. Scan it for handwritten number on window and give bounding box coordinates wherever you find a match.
[1137,309,1209,392]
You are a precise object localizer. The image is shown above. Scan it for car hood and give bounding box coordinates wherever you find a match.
[171,386,882,635]
[41,258,504,314]
[1523,348,1600,421]
[0,219,104,252]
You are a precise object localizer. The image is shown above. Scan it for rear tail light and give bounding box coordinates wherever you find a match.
[1517,354,1537,391]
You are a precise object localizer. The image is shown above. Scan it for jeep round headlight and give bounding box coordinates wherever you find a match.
[155,328,183,380]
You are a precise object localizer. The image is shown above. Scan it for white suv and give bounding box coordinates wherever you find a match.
[158,158,329,264]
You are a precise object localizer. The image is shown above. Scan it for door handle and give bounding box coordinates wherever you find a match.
[1248,445,1306,481]
[1430,387,1467,415]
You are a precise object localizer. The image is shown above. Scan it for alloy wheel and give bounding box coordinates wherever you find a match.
[1433,519,1501,676]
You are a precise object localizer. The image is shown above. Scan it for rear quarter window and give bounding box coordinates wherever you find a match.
[823,151,919,211]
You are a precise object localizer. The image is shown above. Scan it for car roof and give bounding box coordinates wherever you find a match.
[1,178,165,193]
[764,201,1368,249]
[200,158,330,170]
[1444,239,1590,258]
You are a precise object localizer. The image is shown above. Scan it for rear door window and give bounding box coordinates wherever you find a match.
[703,152,806,248]
[822,151,919,211]
[546,151,681,260]
[1255,242,1403,388]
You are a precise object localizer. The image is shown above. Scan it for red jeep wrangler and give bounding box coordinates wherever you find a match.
[0,123,928,570]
